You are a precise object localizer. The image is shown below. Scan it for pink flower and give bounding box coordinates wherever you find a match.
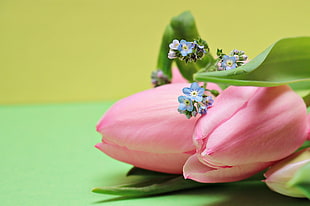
[96,83,221,174]
[264,148,310,198]
[307,114,310,140]
[171,68,188,83]
[184,85,308,183]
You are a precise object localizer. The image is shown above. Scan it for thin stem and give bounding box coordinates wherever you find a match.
[203,82,207,90]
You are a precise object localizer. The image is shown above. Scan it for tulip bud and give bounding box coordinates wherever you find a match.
[184,85,308,183]
[171,68,188,83]
[96,83,221,174]
[264,148,310,199]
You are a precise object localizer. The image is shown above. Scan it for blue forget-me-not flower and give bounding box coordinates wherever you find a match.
[178,96,194,112]
[178,40,194,57]
[178,82,214,119]
[182,82,204,102]
[221,55,237,70]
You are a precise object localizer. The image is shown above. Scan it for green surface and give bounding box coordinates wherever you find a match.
[0,102,309,205]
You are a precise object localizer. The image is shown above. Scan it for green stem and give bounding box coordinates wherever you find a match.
[203,82,207,90]
[205,89,220,97]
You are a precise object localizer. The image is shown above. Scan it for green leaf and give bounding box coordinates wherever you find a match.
[93,167,265,198]
[175,60,200,82]
[303,92,310,107]
[171,11,215,81]
[194,37,310,90]
[156,24,175,78]
[170,11,199,41]
[297,141,310,151]
[92,176,205,197]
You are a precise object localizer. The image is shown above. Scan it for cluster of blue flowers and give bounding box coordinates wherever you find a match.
[178,82,214,119]
[217,49,248,71]
[168,39,207,63]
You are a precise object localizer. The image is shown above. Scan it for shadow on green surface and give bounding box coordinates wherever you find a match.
[93,196,138,204]
[93,180,309,206]
[184,181,309,206]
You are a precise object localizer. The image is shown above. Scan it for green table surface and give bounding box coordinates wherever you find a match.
[0,102,309,206]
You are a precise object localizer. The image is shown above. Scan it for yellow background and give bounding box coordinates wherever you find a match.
[1,0,310,104]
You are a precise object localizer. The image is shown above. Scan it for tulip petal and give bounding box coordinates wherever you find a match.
[96,82,221,174]
[95,142,192,174]
[182,88,191,95]
[193,86,258,151]
[171,68,188,83]
[195,85,308,166]
[97,83,221,154]
[307,114,310,140]
[183,154,271,183]
[264,148,310,198]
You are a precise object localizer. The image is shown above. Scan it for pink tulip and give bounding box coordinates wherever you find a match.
[307,114,310,140]
[184,85,308,183]
[264,148,310,198]
[171,68,188,83]
[96,83,221,174]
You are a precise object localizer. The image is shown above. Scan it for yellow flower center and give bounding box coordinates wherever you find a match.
[226,60,233,67]
[191,91,198,97]
[184,99,191,105]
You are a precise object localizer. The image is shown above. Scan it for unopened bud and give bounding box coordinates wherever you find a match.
[264,148,310,199]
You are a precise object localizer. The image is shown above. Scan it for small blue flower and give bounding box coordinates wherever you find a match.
[178,40,194,57]
[202,96,214,108]
[169,39,180,50]
[178,96,194,112]
[168,49,177,59]
[182,82,204,102]
[221,55,237,70]
[198,105,207,115]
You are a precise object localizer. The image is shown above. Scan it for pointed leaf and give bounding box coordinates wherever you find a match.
[303,92,310,107]
[93,167,265,198]
[297,141,310,151]
[92,176,205,197]
[194,37,310,91]
[170,11,199,41]
[156,24,175,78]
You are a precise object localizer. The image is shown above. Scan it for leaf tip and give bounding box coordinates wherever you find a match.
[92,187,102,193]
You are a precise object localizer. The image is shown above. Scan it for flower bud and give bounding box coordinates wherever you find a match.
[171,68,188,83]
[96,83,221,174]
[168,50,177,59]
[232,49,239,55]
[184,85,308,183]
[264,148,310,199]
